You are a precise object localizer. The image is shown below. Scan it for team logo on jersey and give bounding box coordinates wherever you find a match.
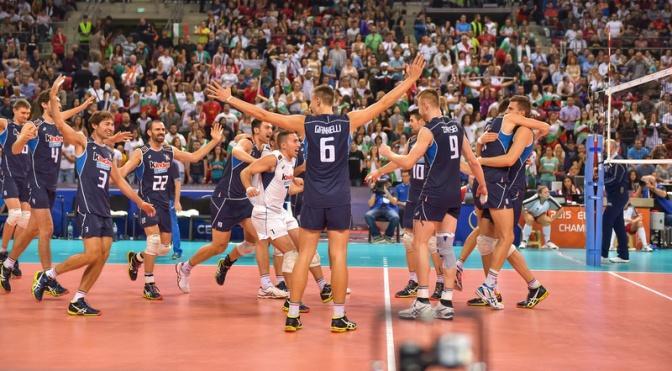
[93,153,112,170]
[45,134,64,148]
[149,161,170,174]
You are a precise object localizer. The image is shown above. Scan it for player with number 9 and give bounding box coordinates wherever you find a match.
[118,120,223,300]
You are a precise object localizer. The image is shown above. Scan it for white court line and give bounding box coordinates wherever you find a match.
[554,250,585,265]
[608,271,672,301]
[382,258,396,371]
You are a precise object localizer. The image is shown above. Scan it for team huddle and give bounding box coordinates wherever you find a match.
[0,54,549,331]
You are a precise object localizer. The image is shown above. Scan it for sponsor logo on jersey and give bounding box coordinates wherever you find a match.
[45,134,64,148]
[93,152,112,170]
[149,161,170,174]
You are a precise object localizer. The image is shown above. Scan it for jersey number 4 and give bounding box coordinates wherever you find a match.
[153,175,169,191]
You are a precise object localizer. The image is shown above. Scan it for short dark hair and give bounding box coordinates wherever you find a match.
[276,130,297,146]
[13,99,31,111]
[90,111,113,128]
[409,109,422,120]
[252,119,262,134]
[313,85,335,106]
[498,98,510,114]
[146,120,164,135]
[510,95,531,116]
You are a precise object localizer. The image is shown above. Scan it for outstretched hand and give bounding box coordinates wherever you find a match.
[210,122,224,143]
[206,81,232,103]
[109,131,133,143]
[50,75,66,98]
[379,144,392,158]
[405,54,426,81]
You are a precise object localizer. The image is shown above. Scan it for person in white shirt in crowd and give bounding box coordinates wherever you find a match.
[165,124,187,149]
[59,142,76,184]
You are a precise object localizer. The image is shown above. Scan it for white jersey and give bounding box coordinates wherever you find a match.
[523,194,562,217]
[251,150,296,213]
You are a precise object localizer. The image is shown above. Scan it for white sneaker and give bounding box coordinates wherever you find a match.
[609,256,630,263]
[398,299,432,320]
[609,245,616,251]
[545,241,559,250]
[628,247,635,251]
[518,241,527,249]
[641,245,653,252]
[432,303,454,320]
[257,286,289,299]
[476,284,504,310]
[346,287,352,295]
[175,262,191,293]
[600,257,611,264]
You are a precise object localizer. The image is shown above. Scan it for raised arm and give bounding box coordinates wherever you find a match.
[365,161,402,184]
[379,127,432,169]
[49,76,87,152]
[0,118,7,132]
[173,122,224,163]
[206,81,305,134]
[462,135,487,198]
[240,154,277,197]
[110,161,156,216]
[347,55,425,130]
[61,96,96,121]
[503,113,550,136]
[12,122,37,154]
[478,127,533,167]
[118,148,142,178]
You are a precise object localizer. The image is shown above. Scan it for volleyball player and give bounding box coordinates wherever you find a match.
[120,120,223,300]
[206,54,425,332]
[31,76,156,315]
[1,92,94,294]
[519,186,562,249]
[380,89,487,320]
[366,110,445,300]
[175,121,272,293]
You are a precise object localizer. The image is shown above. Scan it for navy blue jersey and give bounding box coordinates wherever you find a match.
[303,114,351,208]
[480,117,513,183]
[27,119,63,190]
[135,145,174,208]
[75,140,114,217]
[0,121,30,181]
[604,155,629,207]
[419,117,464,204]
[214,137,266,199]
[407,135,426,203]
[507,129,534,192]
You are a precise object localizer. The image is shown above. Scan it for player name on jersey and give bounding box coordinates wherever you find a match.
[314,124,342,134]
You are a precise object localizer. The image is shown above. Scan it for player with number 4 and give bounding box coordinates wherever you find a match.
[206,54,426,332]
[118,119,223,300]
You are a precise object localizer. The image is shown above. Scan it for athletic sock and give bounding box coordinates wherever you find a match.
[182,261,193,274]
[417,286,430,303]
[288,302,300,317]
[436,274,445,284]
[456,259,464,271]
[0,247,6,253]
[276,275,285,284]
[637,227,648,247]
[409,271,418,282]
[135,252,144,263]
[527,278,541,289]
[260,274,273,289]
[45,268,57,279]
[3,257,15,269]
[542,225,551,244]
[144,273,155,284]
[522,224,532,242]
[440,288,453,301]
[71,290,86,303]
[333,303,345,318]
[485,269,499,288]
[315,277,327,290]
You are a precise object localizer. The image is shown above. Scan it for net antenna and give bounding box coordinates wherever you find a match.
[603,30,672,164]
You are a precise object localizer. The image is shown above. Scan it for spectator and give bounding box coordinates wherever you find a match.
[627,139,650,160]
[349,142,366,187]
[60,142,76,184]
[209,145,226,184]
[365,176,400,244]
[539,146,559,187]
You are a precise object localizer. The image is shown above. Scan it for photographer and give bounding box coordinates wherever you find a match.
[365,176,400,243]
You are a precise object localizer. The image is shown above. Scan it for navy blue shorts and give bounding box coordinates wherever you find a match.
[0,177,30,203]
[413,199,460,223]
[210,197,253,232]
[78,212,114,238]
[508,187,525,225]
[299,204,351,231]
[402,201,417,229]
[472,180,512,210]
[29,186,56,209]
[139,204,172,233]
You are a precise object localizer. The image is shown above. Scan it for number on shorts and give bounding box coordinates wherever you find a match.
[51,147,59,163]
[153,175,169,191]
[22,146,28,154]
[97,170,108,189]
[449,135,459,159]
[319,136,335,163]
[413,163,425,180]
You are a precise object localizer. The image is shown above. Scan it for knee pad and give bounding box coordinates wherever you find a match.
[309,252,321,268]
[401,232,415,252]
[273,247,284,257]
[281,250,298,273]
[507,244,517,258]
[236,241,255,255]
[158,243,171,256]
[18,210,31,229]
[428,235,438,254]
[144,234,161,256]
[476,235,497,256]
[436,233,456,269]
[6,209,21,227]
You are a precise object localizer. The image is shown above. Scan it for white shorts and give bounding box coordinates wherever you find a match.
[252,207,298,241]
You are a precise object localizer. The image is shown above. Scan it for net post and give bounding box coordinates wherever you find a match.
[584,134,602,266]
[595,135,605,264]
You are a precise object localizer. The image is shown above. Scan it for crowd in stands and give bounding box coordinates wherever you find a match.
[0,0,670,224]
